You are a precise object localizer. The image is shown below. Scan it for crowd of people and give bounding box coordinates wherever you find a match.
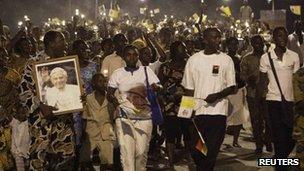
[0,0,304,171]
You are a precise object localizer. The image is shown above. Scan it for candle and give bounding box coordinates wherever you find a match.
[103,70,109,77]
[24,15,30,21]
[75,9,79,15]
[18,21,23,27]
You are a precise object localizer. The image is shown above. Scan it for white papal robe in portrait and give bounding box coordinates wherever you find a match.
[45,84,82,113]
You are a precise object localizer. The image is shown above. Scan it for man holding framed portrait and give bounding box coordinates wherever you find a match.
[18,30,83,170]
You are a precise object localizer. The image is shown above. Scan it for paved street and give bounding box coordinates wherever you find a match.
[147,129,298,171]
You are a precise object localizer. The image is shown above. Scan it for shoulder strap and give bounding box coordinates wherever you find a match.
[267,52,286,100]
[144,66,150,87]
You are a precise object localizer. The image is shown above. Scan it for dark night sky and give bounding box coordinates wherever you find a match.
[0,0,302,33]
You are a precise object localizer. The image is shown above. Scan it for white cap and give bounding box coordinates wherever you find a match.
[50,67,68,78]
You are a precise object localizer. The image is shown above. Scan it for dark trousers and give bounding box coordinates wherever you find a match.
[247,97,272,149]
[190,115,226,171]
[267,101,296,171]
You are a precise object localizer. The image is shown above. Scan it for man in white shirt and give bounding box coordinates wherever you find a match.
[107,45,161,170]
[18,30,75,170]
[182,28,236,171]
[100,33,128,77]
[287,20,304,66]
[257,27,300,171]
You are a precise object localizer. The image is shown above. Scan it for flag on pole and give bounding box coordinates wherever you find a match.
[192,13,200,22]
[154,8,160,14]
[220,6,232,17]
[290,6,301,16]
[192,118,208,156]
[109,0,120,19]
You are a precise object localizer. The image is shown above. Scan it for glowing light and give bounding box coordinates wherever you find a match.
[75,9,79,15]
[18,21,23,26]
[62,20,66,26]
[81,14,85,19]
[103,70,109,77]
[93,25,98,31]
[24,15,30,21]
[245,21,249,28]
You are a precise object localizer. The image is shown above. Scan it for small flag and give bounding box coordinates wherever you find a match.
[98,5,106,14]
[140,8,146,14]
[154,8,160,14]
[202,14,207,23]
[290,6,301,16]
[109,9,119,19]
[178,96,196,118]
[220,6,232,17]
[196,138,208,156]
[193,118,208,156]
[192,13,200,22]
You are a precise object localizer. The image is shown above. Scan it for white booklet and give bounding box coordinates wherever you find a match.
[177,96,207,118]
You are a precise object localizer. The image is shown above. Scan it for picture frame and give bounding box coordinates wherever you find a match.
[32,55,84,115]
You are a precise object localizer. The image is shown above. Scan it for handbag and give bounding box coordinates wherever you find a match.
[144,67,164,125]
[268,52,294,127]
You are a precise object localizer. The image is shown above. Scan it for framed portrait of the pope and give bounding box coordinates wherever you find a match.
[33,56,84,115]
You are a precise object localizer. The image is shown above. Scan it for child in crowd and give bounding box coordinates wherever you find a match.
[10,105,30,171]
[82,73,115,170]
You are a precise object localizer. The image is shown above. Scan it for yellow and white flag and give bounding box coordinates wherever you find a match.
[220,6,232,17]
[290,6,301,16]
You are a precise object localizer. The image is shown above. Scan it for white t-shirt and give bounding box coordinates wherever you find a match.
[182,51,236,116]
[101,52,142,78]
[260,49,300,101]
[108,66,160,119]
[149,60,163,75]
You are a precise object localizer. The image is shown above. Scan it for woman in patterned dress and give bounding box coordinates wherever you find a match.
[158,41,190,167]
